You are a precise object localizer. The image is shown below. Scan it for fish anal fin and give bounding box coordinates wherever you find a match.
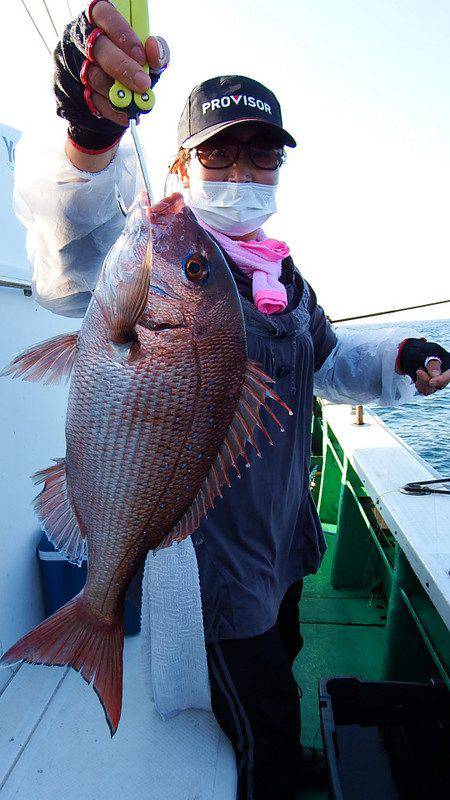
[0,332,78,385]
[32,459,86,565]
[0,596,124,736]
[156,360,292,550]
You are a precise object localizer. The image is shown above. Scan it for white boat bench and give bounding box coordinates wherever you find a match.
[0,636,236,800]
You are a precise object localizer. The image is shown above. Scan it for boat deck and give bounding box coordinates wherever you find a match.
[295,530,386,798]
[0,530,386,800]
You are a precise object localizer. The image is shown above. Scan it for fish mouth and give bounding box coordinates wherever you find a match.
[149,284,177,300]
[140,283,185,332]
[138,320,185,332]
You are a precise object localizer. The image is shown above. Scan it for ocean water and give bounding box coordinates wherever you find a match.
[342,318,450,475]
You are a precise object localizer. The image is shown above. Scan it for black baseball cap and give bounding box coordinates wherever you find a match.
[178,75,296,150]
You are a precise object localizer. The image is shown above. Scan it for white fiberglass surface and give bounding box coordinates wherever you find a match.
[0,637,236,800]
[0,288,78,664]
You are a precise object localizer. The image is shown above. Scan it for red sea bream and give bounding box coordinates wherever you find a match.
[0,192,291,734]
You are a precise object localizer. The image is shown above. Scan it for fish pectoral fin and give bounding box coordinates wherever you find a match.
[156,360,293,551]
[0,331,79,384]
[94,238,152,345]
[32,459,86,565]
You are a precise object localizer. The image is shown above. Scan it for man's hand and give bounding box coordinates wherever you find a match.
[396,337,450,396]
[85,1,169,126]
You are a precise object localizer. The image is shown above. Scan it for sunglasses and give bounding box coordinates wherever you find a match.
[194,134,286,171]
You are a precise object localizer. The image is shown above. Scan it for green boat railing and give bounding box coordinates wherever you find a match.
[311,398,450,689]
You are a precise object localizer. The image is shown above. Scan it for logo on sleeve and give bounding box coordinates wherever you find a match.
[202,95,272,115]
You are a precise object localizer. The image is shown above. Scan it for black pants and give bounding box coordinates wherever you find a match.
[206,580,304,800]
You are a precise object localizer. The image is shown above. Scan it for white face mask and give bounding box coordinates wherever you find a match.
[184,177,278,236]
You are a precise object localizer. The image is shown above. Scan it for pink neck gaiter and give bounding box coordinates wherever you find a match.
[192,212,290,315]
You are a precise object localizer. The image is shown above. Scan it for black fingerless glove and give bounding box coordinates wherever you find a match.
[53,9,163,153]
[396,337,450,380]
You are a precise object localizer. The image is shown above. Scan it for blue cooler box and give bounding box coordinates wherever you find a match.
[37,531,141,636]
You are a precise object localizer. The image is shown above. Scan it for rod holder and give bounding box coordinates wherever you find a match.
[351,404,364,425]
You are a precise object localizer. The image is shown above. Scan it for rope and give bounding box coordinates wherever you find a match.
[40,0,59,37]
[330,298,450,324]
[400,477,450,496]
[19,0,52,56]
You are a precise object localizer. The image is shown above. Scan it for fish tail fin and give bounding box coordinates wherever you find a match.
[0,596,124,736]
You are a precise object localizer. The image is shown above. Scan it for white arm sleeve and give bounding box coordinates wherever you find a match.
[313,326,420,406]
[13,123,139,317]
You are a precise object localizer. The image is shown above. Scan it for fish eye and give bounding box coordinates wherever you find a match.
[184,254,209,283]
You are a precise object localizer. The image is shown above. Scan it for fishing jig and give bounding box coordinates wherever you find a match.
[109,0,154,201]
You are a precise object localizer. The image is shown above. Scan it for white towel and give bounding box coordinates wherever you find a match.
[140,538,212,720]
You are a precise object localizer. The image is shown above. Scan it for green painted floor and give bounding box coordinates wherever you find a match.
[293,532,387,799]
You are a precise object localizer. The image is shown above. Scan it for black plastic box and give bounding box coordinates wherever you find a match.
[37,531,141,636]
[319,676,450,800]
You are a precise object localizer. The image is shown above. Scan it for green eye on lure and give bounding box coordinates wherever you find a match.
[108,0,155,117]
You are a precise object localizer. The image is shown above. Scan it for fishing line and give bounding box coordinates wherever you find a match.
[330,298,450,324]
[66,1,74,18]
[19,0,52,56]
[40,0,59,38]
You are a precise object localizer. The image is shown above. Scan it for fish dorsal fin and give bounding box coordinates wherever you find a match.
[156,361,292,551]
[0,331,78,384]
[32,459,86,566]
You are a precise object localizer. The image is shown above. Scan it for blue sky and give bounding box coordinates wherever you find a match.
[3,0,449,322]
